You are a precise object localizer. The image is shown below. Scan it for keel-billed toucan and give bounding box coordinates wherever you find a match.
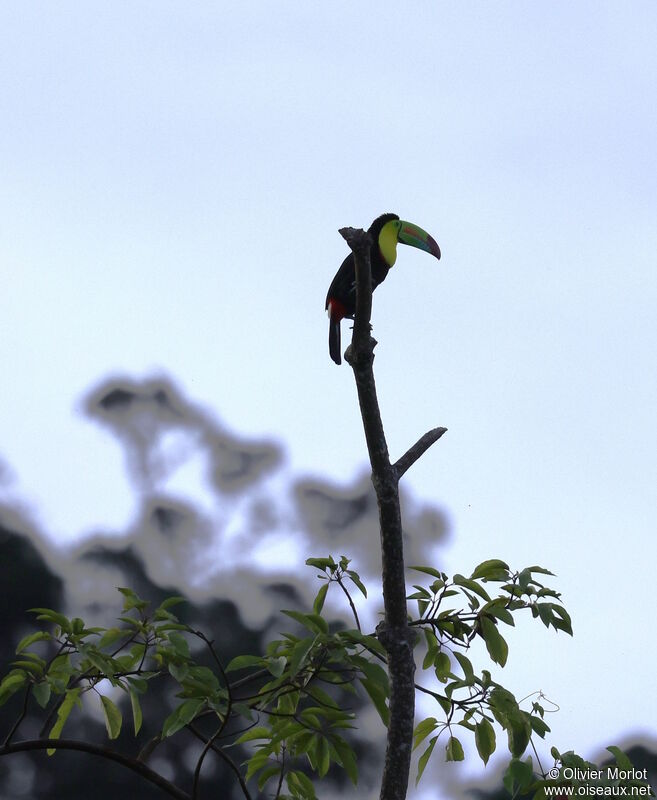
[325,213,441,364]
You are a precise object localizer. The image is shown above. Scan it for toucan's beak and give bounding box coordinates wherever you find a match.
[398,221,441,260]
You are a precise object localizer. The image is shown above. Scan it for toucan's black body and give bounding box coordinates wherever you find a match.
[325,213,441,364]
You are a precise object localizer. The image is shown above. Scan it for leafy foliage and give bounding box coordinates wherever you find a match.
[0,557,651,799]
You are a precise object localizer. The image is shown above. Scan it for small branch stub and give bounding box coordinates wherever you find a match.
[394,427,448,480]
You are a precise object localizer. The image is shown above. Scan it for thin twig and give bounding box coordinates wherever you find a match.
[187,724,253,800]
[336,576,361,632]
[3,685,31,746]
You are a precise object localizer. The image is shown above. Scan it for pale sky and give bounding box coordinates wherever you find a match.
[1,2,656,795]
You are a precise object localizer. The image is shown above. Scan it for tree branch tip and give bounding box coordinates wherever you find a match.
[338,226,371,253]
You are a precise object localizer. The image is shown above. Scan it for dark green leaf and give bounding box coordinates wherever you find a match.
[226,654,263,671]
[267,656,287,677]
[117,587,149,612]
[479,616,508,667]
[470,560,510,581]
[445,735,464,762]
[312,582,329,614]
[158,596,186,610]
[162,698,206,737]
[503,757,534,794]
[345,570,367,597]
[413,717,438,749]
[330,735,358,784]
[306,556,336,571]
[281,610,329,635]
[100,695,122,739]
[257,764,281,790]
[316,736,330,777]
[167,631,190,658]
[33,680,51,708]
[360,678,389,726]
[29,608,72,634]
[129,687,143,734]
[453,574,491,601]
[606,746,633,771]
[289,636,316,678]
[0,670,27,706]
[409,565,446,579]
[16,631,52,653]
[48,688,81,754]
[235,725,271,744]
[530,714,550,738]
[416,735,438,783]
[475,718,496,765]
[434,650,451,682]
[453,652,474,683]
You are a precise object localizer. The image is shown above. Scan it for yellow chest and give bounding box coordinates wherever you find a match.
[378,221,399,267]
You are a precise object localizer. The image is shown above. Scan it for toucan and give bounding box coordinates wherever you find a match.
[325,213,441,364]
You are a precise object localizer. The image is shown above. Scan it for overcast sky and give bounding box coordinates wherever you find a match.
[1,2,656,794]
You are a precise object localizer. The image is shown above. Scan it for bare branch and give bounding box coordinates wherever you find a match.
[393,427,448,480]
[0,739,191,800]
[340,225,416,800]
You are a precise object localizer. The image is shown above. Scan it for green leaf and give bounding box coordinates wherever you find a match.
[158,596,186,610]
[235,725,271,744]
[281,609,329,635]
[29,608,72,634]
[470,560,510,581]
[267,656,287,677]
[475,718,496,765]
[11,658,45,677]
[483,601,515,626]
[507,714,532,758]
[345,570,367,598]
[479,616,509,667]
[312,582,329,614]
[416,735,438,783]
[162,698,206,737]
[453,652,474,683]
[100,695,122,740]
[33,680,51,708]
[316,735,330,777]
[445,736,465,762]
[409,565,445,579]
[530,714,550,738]
[526,565,555,576]
[168,661,189,682]
[306,556,336,571]
[287,769,318,799]
[360,678,389,727]
[550,604,573,635]
[606,746,633,771]
[48,688,81,754]
[225,654,263,672]
[97,627,130,649]
[0,670,27,706]
[16,631,52,653]
[503,757,534,794]
[413,717,438,749]
[289,637,317,678]
[117,587,149,612]
[257,764,281,790]
[453,574,491,601]
[129,687,143,735]
[434,650,451,682]
[330,735,358,785]
[167,631,190,658]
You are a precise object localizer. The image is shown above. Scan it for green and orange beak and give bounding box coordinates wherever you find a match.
[397,220,441,260]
